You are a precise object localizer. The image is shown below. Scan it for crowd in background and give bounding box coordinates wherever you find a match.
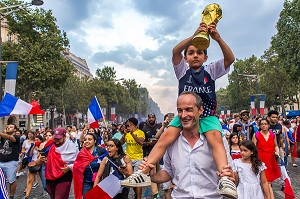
[0,109,299,199]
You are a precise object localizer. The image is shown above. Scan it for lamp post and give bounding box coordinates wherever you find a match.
[49,101,55,130]
[0,1,43,132]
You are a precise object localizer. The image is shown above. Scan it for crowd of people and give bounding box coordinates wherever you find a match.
[0,14,299,199]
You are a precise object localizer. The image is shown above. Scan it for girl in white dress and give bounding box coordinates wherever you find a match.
[233,140,271,199]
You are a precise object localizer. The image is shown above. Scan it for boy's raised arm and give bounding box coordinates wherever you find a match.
[172,36,192,66]
[172,24,206,66]
[208,22,235,69]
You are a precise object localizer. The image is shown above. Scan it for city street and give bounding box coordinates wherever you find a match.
[12,158,299,199]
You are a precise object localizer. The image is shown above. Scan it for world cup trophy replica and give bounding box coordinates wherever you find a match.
[192,3,222,50]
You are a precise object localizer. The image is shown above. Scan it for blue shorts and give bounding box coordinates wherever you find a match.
[0,161,18,184]
[169,115,223,135]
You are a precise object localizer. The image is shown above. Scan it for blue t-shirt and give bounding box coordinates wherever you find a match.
[174,58,230,118]
[83,147,100,183]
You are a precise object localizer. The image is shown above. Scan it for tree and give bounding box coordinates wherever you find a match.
[271,0,300,80]
[1,0,73,101]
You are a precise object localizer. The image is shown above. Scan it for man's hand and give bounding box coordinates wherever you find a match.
[217,165,235,183]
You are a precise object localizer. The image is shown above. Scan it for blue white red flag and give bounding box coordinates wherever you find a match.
[84,174,121,199]
[0,93,43,117]
[0,168,9,199]
[87,96,104,126]
[4,62,18,96]
[280,158,295,199]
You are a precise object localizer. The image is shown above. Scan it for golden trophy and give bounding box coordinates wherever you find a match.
[192,3,222,50]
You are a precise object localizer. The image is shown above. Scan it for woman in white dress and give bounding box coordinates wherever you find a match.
[233,140,271,199]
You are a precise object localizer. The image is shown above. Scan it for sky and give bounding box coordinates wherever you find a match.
[38,0,284,115]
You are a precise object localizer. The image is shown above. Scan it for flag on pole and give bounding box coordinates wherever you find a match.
[0,93,43,117]
[84,174,121,199]
[4,62,18,96]
[110,107,116,121]
[259,95,266,115]
[221,106,225,120]
[226,110,231,118]
[250,95,256,116]
[87,96,104,128]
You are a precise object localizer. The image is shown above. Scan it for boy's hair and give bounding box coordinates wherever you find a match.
[183,44,208,57]
[267,110,279,117]
[241,140,262,175]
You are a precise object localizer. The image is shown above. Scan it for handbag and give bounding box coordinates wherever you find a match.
[21,157,29,169]
[89,164,97,182]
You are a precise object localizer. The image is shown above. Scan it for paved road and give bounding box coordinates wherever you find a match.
[12,158,299,199]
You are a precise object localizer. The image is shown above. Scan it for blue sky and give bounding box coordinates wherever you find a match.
[39,0,284,114]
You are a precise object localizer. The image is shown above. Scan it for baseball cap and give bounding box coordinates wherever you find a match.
[53,128,66,139]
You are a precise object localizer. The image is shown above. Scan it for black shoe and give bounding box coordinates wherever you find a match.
[281,186,285,191]
[9,196,14,199]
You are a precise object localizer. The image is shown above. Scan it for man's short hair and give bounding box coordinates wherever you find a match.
[178,91,203,109]
[267,110,279,117]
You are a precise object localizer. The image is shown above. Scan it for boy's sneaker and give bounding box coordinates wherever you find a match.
[121,170,151,187]
[217,176,238,199]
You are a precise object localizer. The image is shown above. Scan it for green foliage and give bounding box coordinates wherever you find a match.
[271,0,300,79]
[1,0,73,101]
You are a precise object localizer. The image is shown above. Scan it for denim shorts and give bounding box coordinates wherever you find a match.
[131,159,142,172]
[0,161,18,183]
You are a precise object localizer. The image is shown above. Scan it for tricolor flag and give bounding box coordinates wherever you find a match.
[259,95,266,115]
[226,110,231,118]
[4,62,18,96]
[30,100,45,114]
[250,95,256,116]
[110,107,116,121]
[84,174,121,199]
[0,168,9,199]
[221,106,225,120]
[87,96,104,128]
[280,158,295,199]
[0,93,44,117]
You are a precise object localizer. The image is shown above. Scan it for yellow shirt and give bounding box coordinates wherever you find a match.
[125,129,145,160]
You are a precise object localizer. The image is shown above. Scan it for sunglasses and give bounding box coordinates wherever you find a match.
[242,114,249,117]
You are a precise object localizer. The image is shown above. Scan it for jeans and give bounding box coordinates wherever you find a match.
[82,181,93,198]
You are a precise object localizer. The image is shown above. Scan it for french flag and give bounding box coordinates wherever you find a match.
[250,95,256,116]
[279,158,295,199]
[220,106,225,120]
[0,93,44,117]
[84,174,121,199]
[259,95,266,115]
[87,96,104,128]
[4,62,18,96]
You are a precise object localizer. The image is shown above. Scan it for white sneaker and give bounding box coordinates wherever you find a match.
[217,177,238,199]
[121,170,151,187]
[32,182,39,189]
[16,172,24,177]
[292,164,297,167]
